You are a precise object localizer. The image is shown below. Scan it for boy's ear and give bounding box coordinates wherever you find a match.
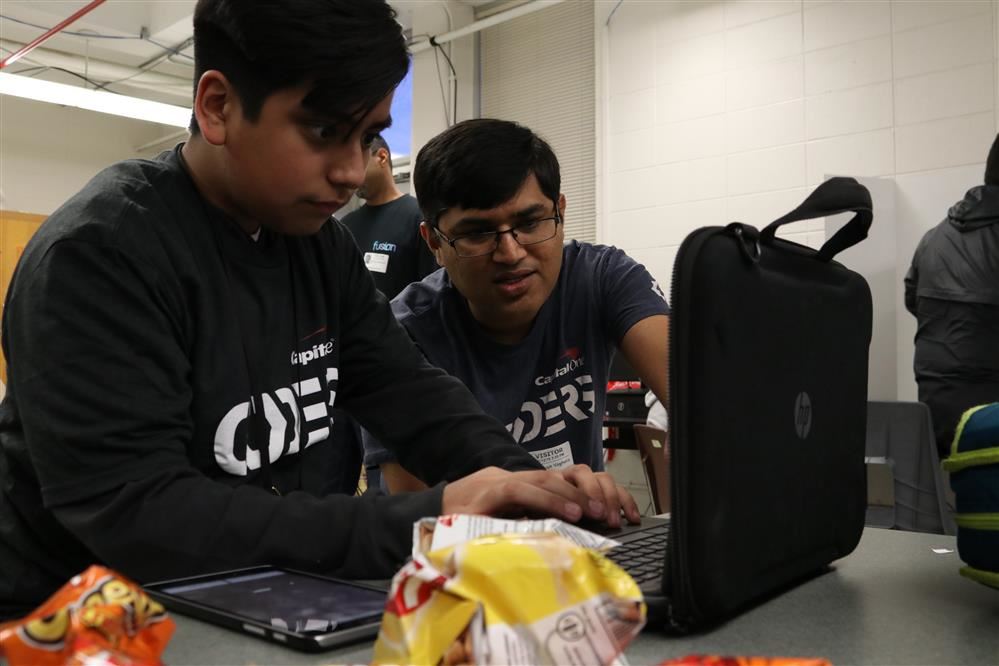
[193,70,236,146]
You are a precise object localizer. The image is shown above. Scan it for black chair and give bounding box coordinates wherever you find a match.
[865,401,955,535]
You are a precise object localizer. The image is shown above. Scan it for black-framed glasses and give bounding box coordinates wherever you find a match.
[433,210,562,258]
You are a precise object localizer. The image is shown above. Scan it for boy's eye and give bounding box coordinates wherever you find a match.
[307,124,339,141]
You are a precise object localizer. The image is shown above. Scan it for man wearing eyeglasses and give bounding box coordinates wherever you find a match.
[364,119,670,496]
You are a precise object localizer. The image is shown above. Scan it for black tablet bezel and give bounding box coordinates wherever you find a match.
[143,565,386,652]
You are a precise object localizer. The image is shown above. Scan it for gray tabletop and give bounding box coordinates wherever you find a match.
[162,527,999,665]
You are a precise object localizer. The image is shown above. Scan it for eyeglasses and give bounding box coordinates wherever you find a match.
[433,211,562,258]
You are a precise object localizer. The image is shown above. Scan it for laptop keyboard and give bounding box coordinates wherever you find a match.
[607,522,669,584]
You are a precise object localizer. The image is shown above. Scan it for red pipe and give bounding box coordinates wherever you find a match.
[1,0,108,69]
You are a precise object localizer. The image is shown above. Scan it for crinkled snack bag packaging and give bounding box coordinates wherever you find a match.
[372,515,645,666]
[0,565,175,666]
[659,657,832,666]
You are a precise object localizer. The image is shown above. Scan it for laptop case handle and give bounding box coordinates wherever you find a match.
[759,177,873,262]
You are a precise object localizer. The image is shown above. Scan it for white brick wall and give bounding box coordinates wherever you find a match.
[603,0,998,401]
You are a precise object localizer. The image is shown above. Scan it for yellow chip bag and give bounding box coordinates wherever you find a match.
[373,515,645,666]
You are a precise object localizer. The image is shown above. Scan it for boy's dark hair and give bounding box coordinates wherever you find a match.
[189,0,409,134]
[370,134,392,171]
[986,134,999,186]
[414,119,561,225]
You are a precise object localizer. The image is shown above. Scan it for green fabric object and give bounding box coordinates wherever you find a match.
[955,513,999,530]
[943,403,999,473]
[960,565,999,589]
[946,402,999,589]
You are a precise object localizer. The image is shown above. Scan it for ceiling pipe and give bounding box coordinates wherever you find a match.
[474,0,534,21]
[0,39,191,100]
[0,0,107,69]
[409,0,566,53]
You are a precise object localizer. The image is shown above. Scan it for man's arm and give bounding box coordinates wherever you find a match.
[905,230,933,317]
[593,246,671,407]
[904,262,919,316]
[619,314,670,406]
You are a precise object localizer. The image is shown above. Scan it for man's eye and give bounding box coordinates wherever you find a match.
[518,219,543,231]
[458,233,495,248]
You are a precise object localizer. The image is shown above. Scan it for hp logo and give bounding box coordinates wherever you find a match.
[794,392,812,439]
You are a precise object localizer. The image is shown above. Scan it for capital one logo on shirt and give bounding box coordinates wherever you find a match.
[509,349,595,447]
[213,367,340,476]
[534,348,584,386]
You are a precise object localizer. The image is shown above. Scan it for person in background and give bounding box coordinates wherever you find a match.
[905,133,999,458]
[342,134,437,300]
[363,119,670,506]
[0,0,636,620]
[340,135,437,492]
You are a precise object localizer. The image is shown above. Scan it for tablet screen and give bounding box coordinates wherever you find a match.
[158,569,386,634]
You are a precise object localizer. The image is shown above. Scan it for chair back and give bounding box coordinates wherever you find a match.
[633,424,670,514]
[866,401,955,535]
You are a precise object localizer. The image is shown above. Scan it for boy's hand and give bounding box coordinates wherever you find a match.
[441,465,641,527]
[561,464,642,528]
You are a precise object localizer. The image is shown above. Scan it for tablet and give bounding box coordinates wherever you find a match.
[144,566,387,652]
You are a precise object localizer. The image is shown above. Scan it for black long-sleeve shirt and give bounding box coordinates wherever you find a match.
[0,146,541,618]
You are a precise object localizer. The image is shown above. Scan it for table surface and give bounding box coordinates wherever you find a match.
[161,527,999,665]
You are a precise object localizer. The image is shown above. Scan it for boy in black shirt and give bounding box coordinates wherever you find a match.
[0,0,636,618]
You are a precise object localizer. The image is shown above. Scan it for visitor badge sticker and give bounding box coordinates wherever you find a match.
[363,252,390,273]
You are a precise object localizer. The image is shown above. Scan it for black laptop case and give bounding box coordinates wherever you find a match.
[652,177,874,630]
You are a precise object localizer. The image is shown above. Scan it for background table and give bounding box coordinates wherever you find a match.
[162,527,999,665]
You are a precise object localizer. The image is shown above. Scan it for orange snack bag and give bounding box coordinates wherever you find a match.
[0,565,175,666]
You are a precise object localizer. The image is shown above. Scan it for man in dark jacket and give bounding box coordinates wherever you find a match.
[905,135,999,458]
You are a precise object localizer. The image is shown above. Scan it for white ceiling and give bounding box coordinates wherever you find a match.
[0,1,197,104]
[0,1,512,105]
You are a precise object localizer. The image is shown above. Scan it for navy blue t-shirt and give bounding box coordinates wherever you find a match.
[363,241,669,471]
[342,194,437,300]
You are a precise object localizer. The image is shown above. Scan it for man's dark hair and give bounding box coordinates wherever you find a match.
[370,134,392,171]
[986,134,999,186]
[189,0,409,134]
[414,119,561,225]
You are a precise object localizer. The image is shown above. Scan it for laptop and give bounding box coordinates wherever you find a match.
[600,180,872,631]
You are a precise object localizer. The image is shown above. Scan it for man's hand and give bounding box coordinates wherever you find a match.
[441,465,641,527]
